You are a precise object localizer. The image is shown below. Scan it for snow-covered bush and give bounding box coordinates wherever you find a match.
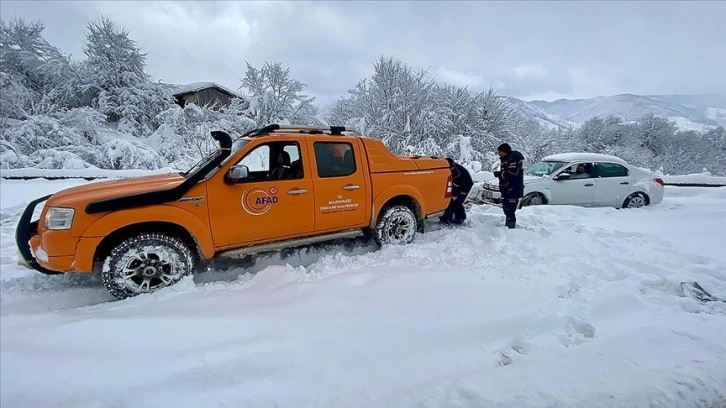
[100,138,166,170]
[31,149,89,170]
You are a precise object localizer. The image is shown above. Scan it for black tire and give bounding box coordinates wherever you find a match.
[520,192,546,208]
[622,192,648,209]
[101,232,195,300]
[373,205,418,246]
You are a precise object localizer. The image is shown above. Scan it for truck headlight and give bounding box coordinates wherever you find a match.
[45,207,75,230]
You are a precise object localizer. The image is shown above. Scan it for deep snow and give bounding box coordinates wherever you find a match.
[1,178,725,408]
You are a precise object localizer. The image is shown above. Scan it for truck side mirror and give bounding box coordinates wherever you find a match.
[553,172,571,181]
[226,165,249,183]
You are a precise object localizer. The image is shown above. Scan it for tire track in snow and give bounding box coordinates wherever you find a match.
[2,203,724,318]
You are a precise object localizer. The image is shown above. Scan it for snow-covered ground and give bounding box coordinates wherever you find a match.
[1,179,725,408]
[659,172,726,186]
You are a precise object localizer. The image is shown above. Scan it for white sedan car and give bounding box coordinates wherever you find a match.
[479,153,665,209]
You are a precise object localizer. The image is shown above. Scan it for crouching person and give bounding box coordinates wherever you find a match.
[493,143,524,229]
[440,158,474,225]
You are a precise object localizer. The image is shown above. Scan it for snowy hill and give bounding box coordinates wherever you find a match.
[508,94,726,131]
[502,96,576,129]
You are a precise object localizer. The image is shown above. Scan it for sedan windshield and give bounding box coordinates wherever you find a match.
[525,161,568,176]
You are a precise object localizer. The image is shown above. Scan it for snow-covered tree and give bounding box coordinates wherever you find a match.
[328,57,518,163]
[148,97,257,169]
[0,18,80,118]
[239,61,317,126]
[508,115,563,163]
[82,16,172,136]
[636,113,677,157]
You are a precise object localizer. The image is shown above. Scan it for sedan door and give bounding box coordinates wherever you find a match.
[592,162,633,206]
[548,162,597,205]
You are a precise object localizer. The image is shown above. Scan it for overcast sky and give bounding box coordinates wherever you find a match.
[2,1,725,107]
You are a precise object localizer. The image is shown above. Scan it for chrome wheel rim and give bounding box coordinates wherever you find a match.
[120,249,176,293]
[385,212,416,243]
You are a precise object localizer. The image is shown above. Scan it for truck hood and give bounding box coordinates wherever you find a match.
[47,172,186,208]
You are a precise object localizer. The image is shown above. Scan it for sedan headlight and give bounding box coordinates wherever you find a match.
[45,207,75,230]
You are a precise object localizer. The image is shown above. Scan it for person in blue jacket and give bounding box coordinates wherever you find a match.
[440,158,474,225]
[493,143,525,229]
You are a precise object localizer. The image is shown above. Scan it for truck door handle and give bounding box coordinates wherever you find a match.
[584,183,594,187]
[620,181,630,185]
[286,188,308,195]
[342,184,360,190]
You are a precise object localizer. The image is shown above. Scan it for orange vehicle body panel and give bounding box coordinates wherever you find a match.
[28,131,452,274]
[306,136,371,232]
[206,136,318,249]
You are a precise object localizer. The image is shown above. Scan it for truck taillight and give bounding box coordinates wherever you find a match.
[654,177,665,186]
[445,175,453,198]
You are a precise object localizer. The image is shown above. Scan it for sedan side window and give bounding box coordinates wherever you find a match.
[597,163,629,178]
[561,162,594,179]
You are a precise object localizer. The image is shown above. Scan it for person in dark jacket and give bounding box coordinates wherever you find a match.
[440,158,474,225]
[493,143,525,229]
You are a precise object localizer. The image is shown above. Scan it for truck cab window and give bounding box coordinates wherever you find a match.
[236,142,304,181]
[314,142,356,178]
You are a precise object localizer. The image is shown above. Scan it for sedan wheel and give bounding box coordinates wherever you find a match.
[623,192,647,208]
[520,193,545,207]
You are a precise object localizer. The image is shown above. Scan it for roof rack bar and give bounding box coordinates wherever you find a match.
[275,125,357,134]
[243,124,280,137]
[242,124,357,137]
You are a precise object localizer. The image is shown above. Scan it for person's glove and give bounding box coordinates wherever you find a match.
[493,170,502,178]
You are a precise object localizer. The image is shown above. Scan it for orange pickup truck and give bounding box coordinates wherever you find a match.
[16,124,454,299]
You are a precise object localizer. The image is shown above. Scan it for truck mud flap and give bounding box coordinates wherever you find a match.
[15,194,61,275]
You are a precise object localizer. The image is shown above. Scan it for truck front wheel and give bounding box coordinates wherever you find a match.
[374,205,418,246]
[101,232,195,300]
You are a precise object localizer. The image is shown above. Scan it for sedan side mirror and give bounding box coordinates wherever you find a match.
[226,165,249,183]
[553,172,571,181]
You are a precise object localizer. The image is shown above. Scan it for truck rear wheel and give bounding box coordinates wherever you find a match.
[374,205,418,246]
[101,232,195,300]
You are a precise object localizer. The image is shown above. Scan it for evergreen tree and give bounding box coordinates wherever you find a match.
[82,16,171,136]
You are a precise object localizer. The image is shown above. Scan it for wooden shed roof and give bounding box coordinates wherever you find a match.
[171,82,243,99]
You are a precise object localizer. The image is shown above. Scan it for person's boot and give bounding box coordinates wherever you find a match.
[505,218,516,229]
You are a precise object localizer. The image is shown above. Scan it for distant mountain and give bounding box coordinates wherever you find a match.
[505,94,726,132]
[501,97,576,130]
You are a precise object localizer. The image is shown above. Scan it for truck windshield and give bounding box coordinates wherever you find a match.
[525,161,568,176]
[181,139,250,178]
